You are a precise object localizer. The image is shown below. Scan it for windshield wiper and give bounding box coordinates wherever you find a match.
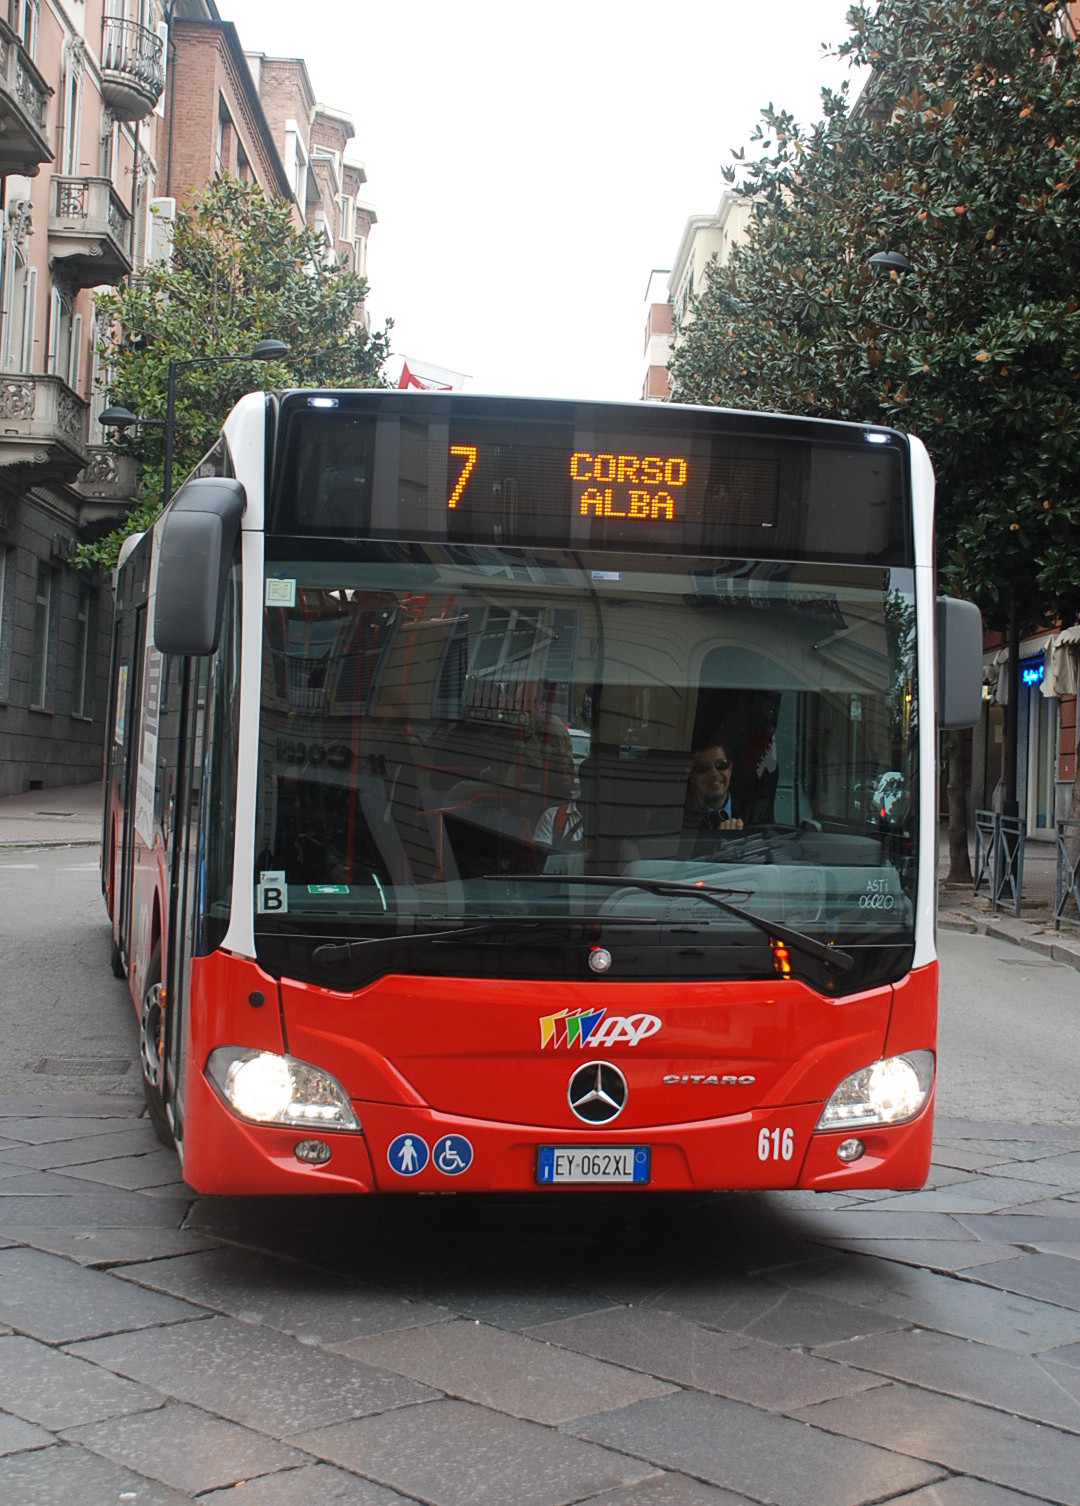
[500,873,854,975]
[312,918,577,967]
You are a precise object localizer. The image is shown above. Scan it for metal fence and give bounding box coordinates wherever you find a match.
[973,809,1026,917]
[1055,820,1080,931]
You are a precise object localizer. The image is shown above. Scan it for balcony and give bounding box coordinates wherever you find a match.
[0,19,53,176]
[48,177,133,288]
[100,16,165,120]
[0,375,89,482]
[73,446,139,530]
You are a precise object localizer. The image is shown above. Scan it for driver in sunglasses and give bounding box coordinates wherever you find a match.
[684,732,744,839]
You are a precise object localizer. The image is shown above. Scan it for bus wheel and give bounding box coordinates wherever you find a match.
[140,947,175,1148]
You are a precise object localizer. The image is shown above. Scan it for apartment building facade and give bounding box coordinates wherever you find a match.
[642,191,753,402]
[0,2,376,797]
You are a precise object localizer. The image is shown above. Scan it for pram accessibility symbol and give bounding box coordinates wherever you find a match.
[387,1134,429,1175]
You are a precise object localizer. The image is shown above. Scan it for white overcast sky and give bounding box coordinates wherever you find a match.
[215,1,863,400]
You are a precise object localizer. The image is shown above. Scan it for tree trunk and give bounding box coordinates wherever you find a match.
[944,728,973,885]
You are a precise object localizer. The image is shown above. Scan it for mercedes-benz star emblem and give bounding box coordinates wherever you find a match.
[567,1062,628,1124]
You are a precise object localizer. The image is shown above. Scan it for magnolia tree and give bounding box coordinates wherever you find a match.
[670,0,1080,874]
[83,176,392,570]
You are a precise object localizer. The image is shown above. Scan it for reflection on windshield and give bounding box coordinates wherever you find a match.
[253,547,917,946]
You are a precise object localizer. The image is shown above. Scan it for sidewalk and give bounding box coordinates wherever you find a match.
[0,780,102,849]
[4,781,1080,966]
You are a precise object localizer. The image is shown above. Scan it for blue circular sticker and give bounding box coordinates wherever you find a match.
[387,1134,429,1176]
[433,1134,474,1176]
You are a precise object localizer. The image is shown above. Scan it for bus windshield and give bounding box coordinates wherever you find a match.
[252,544,918,988]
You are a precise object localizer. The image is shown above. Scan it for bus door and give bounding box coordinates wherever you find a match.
[115,606,146,971]
[162,657,208,1140]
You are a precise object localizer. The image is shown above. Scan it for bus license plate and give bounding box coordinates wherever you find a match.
[536,1146,650,1185]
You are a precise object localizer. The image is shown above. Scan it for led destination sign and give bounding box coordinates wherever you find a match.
[447,443,693,524]
[274,395,911,563]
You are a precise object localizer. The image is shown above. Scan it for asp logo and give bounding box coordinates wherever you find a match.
[539,1007,661,1050]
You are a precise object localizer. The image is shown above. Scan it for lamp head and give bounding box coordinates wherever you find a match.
[868,251,914,275]
[99,405,139,431]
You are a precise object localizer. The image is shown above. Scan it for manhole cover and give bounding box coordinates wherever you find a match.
[34,1058,132,1076]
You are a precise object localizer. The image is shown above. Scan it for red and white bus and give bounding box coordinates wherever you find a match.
[102,390,981,1194]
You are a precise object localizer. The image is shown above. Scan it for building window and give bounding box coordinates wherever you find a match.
[30,563,53,710]
[216,100,233,175]
[2,228,36,374]
[60,44,84,176]
[11,0,39,56]
[73,583,92,718]
[48,285,73,382]
[0,546,9,702]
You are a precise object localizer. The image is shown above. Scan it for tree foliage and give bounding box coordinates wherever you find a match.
[81,176,392,569]
[669,0,1080,633]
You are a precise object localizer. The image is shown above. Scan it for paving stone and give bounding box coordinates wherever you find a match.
[0,1112,145,1145]
[956,1212,1080,1244]
[344,1318,675,1424]
[579,1474,756,1504]
[812,1327,1080,1432]
[531,1305,885,1410]
[62,1401,310,1494]
[0,1126,169,1170]
[888,1481,1061,1506]
[0,1168,131,1196]
[0,1247,205,1342]
[794,1383,1080,1504]
[932,1146,1022,1173]
[0,1191,191,1229]
[114,1246,448,1343]
[946,1137,1080,1162]
[384,1276,620,1330]
[567,1390,943,1506]
[864,1175,1071,1213]
[0,1334,160,1428]
[0,1408,52,1456]
[782,1210,981,1243]
[71,1313,436,1435]
[199,1461,421,1503]
[826,1238,1023,1272]
[56,1151,185,1191]
[0,1441,194,1506]
[599,1267,905,1348]
[292,1397,654,1506]
[780,1249,1080,1352]
[980,1153,1080,1189]
[1045,1335,1080,1367]
[965,1250,1080,1308]
[13,1226,222,1267]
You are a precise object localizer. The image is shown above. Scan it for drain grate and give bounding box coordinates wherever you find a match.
[34,1057,132,1076]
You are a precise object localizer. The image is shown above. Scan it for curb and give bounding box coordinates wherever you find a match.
[940,906,1080,971]
[0,839,101,850]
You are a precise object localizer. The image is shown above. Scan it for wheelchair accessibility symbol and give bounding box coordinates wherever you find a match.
[387,1134,429,1176]
[433,1134,473,1176]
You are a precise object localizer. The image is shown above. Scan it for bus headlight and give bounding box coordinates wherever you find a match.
[817,1050,934,1130]
[206,1049,362,1131]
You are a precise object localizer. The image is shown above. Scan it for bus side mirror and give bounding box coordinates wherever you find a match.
[153,478,246,656]
[937,596,982,729]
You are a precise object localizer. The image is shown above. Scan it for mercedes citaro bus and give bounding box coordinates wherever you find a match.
[103,390,981,1194]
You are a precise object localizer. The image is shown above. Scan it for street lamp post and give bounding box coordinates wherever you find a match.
[100,338,288,505]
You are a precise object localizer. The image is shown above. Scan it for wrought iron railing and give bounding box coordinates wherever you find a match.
[100,16,164,105]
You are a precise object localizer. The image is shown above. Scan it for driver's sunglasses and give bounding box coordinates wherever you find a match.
[692,758,732,775]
